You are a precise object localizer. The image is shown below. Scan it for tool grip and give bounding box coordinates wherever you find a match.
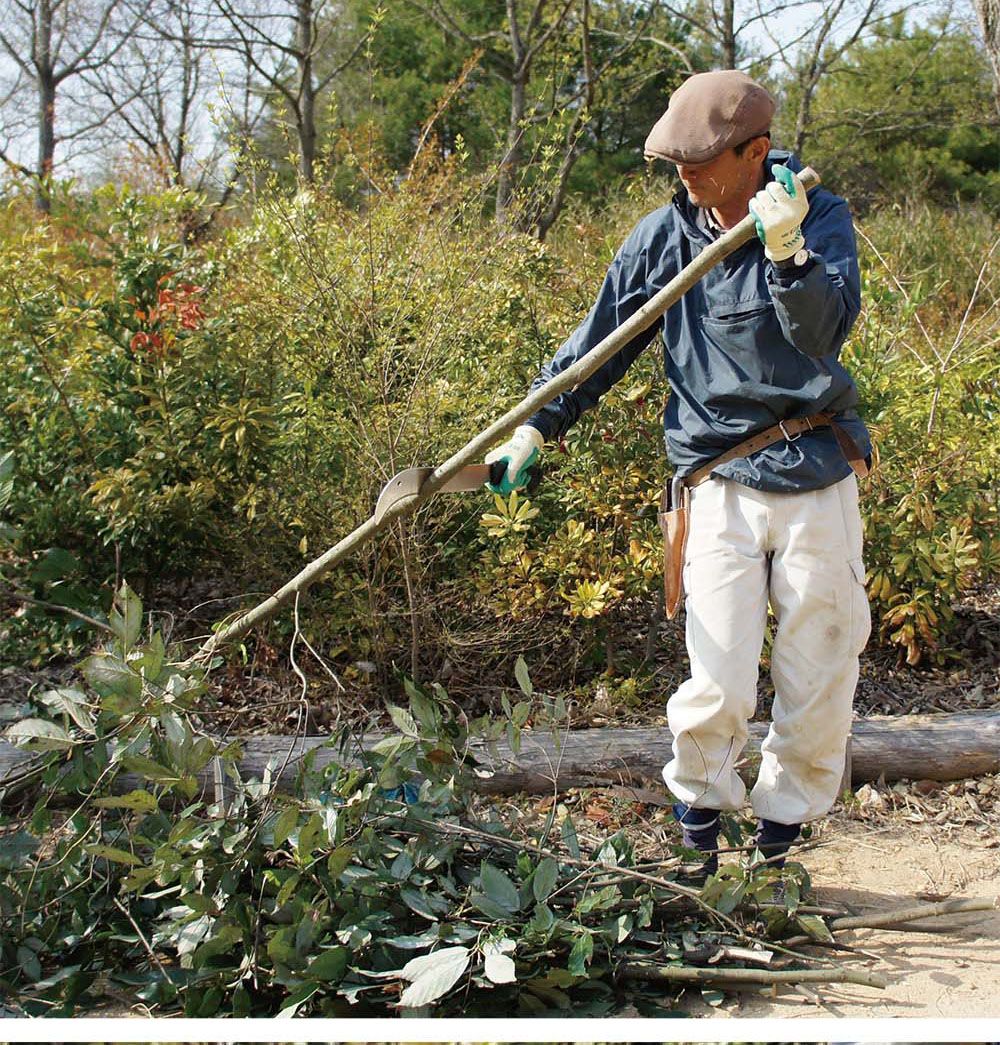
[488,460,543,494]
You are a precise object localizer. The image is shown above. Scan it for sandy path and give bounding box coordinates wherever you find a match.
[681,816,1000,1019]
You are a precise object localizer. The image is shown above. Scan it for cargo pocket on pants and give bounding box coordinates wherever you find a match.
[848,557,872,655]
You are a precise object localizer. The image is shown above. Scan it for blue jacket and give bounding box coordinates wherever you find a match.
[526,151,871,492]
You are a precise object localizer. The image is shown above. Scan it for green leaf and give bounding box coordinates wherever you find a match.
[80,654,142,701]
[135,631,166,680]
[109,581,143,649]
[388,705,418,736]
[267,926,296,965]
[276,873,301,908]
[121,754,181,784]
[192,925,242,968]
[30,547,79,584]
[17,945,42,982]
[527,903,554,936]
[276,981,319,1018]
[121,866,159,892]
[561,815,581,859]
[409,687,440,733]
[532,857,558,903]
[470,892,514,921]
[182,891,216,914]
[93,790,158,815]
[483,937,516,984]
[567,933,593,977]
[306,946,348,982]
[398,946,469,1008]
[0,450,13,511]
[327,846,352,880]
[391,850,414,880]
[400,887,448,921]
[0,830,39,870]
[85,844,142,866]
[480,862,520,913]
[272,805,299,850]
[5,717,75,751]
[795,913,834,942]
[39,687,96,733]
[295,812,323,859]
[514,655,533,697]
[700,987,726,1007]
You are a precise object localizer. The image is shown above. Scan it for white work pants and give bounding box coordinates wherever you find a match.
[662,474,871,824]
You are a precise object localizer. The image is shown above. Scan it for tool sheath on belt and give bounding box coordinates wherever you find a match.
[658,411,869,619]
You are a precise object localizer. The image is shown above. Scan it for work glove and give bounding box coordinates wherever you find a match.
[749,164,808,262]
[485,425,544,495]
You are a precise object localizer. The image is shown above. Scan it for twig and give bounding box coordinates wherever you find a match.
[10,590,115,635]
[830,896,997,931]
[781,936,882,961]
[618,961,888,989]
[399,811,812,953]
[113,897,172,983]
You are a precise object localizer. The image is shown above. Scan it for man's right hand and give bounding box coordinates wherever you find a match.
[485,425,544,494]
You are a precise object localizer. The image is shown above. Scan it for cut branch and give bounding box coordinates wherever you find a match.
[618,961,888,989]
[829,897,998,931]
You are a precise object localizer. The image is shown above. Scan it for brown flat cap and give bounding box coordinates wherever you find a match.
[644,70,775,165]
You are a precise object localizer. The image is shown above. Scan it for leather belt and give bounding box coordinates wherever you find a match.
[682,410,869,491]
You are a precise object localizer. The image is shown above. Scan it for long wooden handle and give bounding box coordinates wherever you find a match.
[197,167,821,656]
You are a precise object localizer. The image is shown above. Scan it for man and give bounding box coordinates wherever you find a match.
[485,70,872,877]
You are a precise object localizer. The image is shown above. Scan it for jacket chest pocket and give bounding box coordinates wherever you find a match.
[701,298,776,348]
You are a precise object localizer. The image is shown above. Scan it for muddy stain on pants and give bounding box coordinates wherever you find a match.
[662,473,871,825]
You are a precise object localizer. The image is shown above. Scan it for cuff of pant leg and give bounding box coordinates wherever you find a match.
[757,818,800,844]
[673,802,719,828]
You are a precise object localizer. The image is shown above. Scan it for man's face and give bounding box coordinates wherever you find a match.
[674,139,767,210]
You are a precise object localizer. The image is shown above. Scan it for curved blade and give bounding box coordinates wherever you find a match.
[375,464,492,523]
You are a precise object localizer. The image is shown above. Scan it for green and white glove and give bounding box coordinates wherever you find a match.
[485,425,544,495]
[749,164,808,262]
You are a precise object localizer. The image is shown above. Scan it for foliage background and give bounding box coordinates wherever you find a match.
[1,3,998,692]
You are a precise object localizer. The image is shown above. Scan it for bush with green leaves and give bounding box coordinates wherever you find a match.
[849,205,999,663]
[0,186,261,660]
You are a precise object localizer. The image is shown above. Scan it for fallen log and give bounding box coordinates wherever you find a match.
[1,710,997,799]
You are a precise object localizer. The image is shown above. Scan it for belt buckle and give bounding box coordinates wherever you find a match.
[779,418,809,443]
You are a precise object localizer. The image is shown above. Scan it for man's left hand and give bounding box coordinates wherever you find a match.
[749,165,808,262]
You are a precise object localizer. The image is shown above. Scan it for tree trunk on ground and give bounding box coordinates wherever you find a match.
[3,711,996,798]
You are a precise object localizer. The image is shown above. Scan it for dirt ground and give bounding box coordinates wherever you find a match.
[680,812,1000,1019]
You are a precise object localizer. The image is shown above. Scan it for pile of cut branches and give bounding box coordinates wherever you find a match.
[0,586,992,1017]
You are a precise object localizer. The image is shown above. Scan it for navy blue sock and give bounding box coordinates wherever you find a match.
[673,802,719,874]
[753,818,800,868]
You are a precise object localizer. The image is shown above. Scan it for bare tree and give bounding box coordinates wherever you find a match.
[186,0,371,183]
[79,0,214,187]
[409,0,663,233]
[758,0,911,154]
[0,0,147,210]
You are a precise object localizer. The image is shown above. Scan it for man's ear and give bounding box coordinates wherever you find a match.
[748,135,771,164]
